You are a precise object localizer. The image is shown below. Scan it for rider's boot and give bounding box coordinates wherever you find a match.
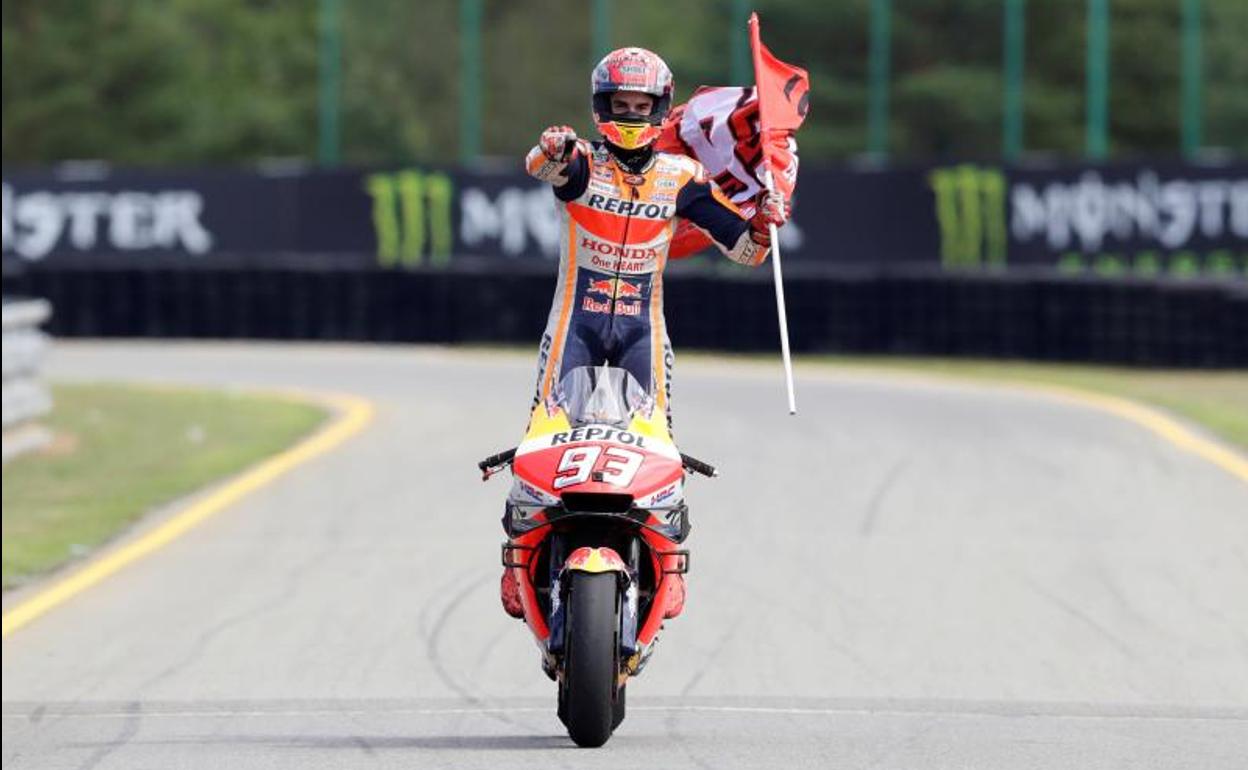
[500,569,525,619]
[663,574,686,618]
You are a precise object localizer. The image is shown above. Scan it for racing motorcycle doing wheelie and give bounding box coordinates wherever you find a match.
[478,365,716,747]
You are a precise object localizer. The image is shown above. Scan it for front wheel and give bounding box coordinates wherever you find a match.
[561,571,621,747]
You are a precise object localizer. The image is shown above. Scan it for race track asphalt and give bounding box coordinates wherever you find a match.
[4,341,1247,769]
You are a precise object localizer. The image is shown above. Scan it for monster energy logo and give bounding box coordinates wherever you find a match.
[364,169,453,268]
[929,165,1008,269]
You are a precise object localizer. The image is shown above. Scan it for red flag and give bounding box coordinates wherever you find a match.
[655,84,805,257]
[653,16,808,258]
[750,13,809,186]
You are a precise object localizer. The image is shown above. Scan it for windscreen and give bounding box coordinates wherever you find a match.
[555,366,652,428]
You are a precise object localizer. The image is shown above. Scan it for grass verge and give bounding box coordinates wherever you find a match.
[2,383,326,590]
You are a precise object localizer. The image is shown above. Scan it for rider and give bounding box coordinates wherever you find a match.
[502,47,787,619]
[525,46,788,425]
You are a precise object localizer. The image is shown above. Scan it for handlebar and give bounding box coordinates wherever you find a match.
[680,453,718,478]
[478,447,516,480]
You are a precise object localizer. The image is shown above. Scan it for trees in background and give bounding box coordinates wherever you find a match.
[3,0,1244,167]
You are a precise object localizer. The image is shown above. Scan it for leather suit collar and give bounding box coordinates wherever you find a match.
[606,143,655,174]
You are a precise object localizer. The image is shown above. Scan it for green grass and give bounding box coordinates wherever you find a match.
[2,384,327,590]
[803,356,1248,452]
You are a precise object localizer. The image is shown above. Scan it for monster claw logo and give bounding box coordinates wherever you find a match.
[928,164,1008,270]
[365,169,454,268]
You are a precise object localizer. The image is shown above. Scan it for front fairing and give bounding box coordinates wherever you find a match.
[510,416,684,507]
[506,366,686,538]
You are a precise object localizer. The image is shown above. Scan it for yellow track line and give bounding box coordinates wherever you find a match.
[1014,381,1248,485]
[813,363,1248,487]
[2,390,374,639]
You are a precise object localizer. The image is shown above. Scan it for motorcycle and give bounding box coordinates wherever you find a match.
[478,364,716,747]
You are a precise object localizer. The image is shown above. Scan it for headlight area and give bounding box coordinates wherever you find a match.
[504,498,690,544]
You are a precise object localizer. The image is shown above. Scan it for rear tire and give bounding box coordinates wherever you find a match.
[562,572,620,747]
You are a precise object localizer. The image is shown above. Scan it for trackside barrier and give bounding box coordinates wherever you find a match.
[2,297,54,462]
[4,161,1246,275]
[2,267,1245,367]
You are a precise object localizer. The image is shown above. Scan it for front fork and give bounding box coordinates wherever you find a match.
[547,538,641,664]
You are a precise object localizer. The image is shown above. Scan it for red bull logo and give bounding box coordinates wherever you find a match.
[586,277,644,300]
[582,296,642,316]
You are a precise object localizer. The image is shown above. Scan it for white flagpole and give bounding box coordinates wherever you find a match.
[750,12,797,415]
[761,166,797,415]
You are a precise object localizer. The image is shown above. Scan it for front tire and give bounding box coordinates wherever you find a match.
[561,571,621,747]
[612,682,626,729]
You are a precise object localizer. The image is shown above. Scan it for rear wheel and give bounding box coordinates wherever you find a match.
[561,571,621,747]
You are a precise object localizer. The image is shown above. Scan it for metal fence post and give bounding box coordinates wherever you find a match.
[317,0,341,166]
[1181,0,1203,157]
[1085,0,1109,160]
[591,0,610,66]
[1003,0,1025,161]
[867,0,891,159]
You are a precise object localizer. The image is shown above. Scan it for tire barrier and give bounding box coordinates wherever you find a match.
[2,266,1244,367]
[2,297,54,463]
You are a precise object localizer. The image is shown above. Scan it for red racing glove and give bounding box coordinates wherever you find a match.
[539,125,578,163]
[749,188,790,246]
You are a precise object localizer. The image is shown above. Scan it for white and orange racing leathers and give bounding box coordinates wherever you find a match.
[525,139,768,422]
